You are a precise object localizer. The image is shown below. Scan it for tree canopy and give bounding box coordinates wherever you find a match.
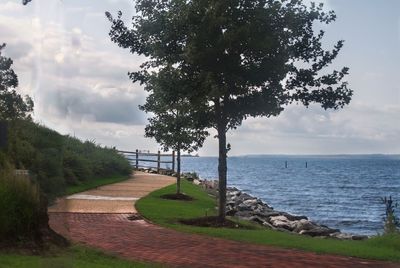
[140,66,209,194]
[140,66,209,154]
[107,0,353,221]
[0,44,34,121]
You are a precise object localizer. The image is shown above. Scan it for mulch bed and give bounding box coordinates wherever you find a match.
[160,193,194,201]
[180,216,254,229]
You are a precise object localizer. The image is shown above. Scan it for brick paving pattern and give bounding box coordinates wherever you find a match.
[49,213,399,268]
[48,172,400,268]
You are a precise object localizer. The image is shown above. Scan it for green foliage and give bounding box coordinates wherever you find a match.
[0,44,33,121]
[137,181,400,262]
[107,0,352,128]
[139,66,209,193]
[181,172,199,181]
[381,196,400,234]
[0,168,42,241]
[3,120,132,199]
[66,176,131,196]
[140,67,209,154]
[0,245,160,268]
[107,0,353,219]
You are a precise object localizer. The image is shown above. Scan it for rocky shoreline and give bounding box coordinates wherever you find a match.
[193,177,368,240]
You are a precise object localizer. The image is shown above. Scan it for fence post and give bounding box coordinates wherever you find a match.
[172,151,175,172]
[135,149,139,169]
[157,151,161,173]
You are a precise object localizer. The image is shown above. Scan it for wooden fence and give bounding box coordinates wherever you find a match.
[118,150,175,173]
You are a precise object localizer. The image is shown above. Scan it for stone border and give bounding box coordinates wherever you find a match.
[193,178,368,240]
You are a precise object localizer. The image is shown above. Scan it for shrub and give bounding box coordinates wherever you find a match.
[381,196,400,234]
[4,120,132,199]
[0,168,42,241]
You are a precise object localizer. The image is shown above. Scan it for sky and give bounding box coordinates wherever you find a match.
[0,0,399,156]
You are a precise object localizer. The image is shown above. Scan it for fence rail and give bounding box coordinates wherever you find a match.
[118,149,175,173]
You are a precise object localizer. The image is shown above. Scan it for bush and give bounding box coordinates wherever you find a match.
[3,119,132,199]
[381,196,400,234]
[0,168,42,241]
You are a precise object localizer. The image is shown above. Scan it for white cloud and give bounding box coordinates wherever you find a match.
[0,1,24,13]
[0,0,398,156]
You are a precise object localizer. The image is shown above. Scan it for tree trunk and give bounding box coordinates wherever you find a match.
[176,148,181,194]
[217,119,227,222]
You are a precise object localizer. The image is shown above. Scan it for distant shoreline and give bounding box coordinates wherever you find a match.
[190,154,400,158]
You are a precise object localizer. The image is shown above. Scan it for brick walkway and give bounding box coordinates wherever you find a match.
[48,173,400,268]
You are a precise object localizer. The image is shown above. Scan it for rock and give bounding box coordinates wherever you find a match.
[269,216,295,231]
[226,209,236,216]
[193,179,201,185]
[228,191,241,197]
[235,210,254,219]
[237,202,253,211]
[330,232,353,240]
[254,210,280,219]
[226,200,236,206]
[238,193,253,201]
[281,212,308,221]
[223,188,357,239]
[351,235,368,241]
[227,187,240,191]
[243,199,259,207]
[262,221,275,229]
[269,215,289,222]
[292,219,317,233]
[252,205,266,214]
[249,215,266,225]
[299,226,340,237]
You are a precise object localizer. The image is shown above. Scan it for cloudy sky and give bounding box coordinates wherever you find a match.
[0,0,399,156]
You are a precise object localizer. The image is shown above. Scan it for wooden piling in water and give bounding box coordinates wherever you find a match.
[135,149,139,169]
[172,151,175,172]
[157,151,161,173]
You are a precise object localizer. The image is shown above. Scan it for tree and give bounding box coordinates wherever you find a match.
[0,43,34,121]
[107,0,353,222]
[140,66,208,194]
[381,196,400,234]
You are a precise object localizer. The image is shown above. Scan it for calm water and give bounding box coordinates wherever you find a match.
[179,155,400,235]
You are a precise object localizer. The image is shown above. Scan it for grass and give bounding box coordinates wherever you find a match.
[136,180,400,262]
[4,119,132,200]
[0,169,43,241]
[0,245,160,268]
[66,175,131,195]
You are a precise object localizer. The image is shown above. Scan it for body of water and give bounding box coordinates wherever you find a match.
[179,155,400,236]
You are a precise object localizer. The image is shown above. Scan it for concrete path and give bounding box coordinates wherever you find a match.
[48,172,400,268]
[49,172,175,213]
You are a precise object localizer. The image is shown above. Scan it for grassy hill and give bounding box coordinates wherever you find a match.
[1,120,132,199]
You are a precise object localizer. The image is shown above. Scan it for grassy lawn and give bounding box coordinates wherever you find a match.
[66,175,131,195]
[136,180,400,262]
[0,245,160,268]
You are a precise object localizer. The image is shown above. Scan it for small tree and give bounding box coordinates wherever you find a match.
[107,0,353,222]
[0,43,33,121]
[140,66,208,194]
[381,196,400,234]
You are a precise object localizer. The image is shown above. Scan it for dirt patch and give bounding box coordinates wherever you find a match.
[180,216,254,229]
[160,193,194,201]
